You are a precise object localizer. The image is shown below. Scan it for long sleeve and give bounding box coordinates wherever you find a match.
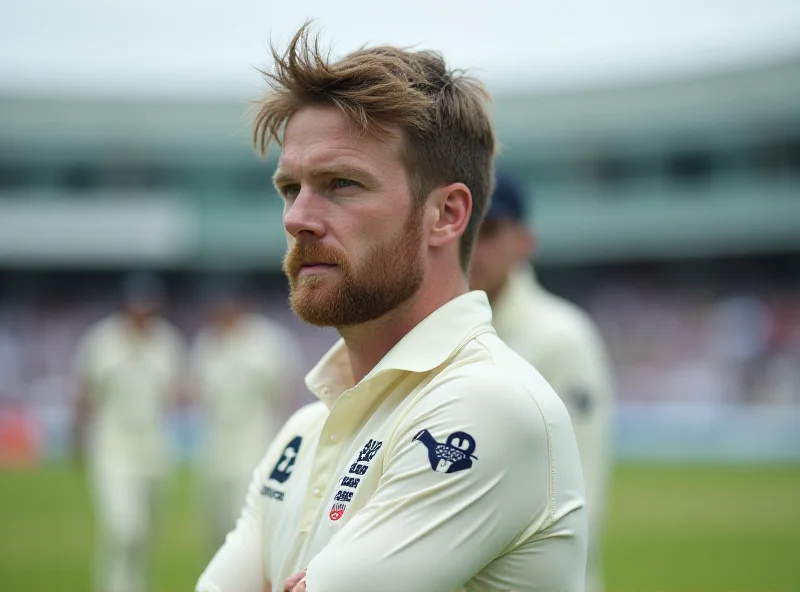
[303,371,586,592]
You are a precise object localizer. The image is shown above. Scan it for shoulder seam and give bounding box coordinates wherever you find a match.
[521,384,557,524]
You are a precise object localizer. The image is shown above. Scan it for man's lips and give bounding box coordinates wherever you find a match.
[297,262,338,275]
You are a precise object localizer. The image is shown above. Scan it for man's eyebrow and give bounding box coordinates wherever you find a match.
[314,164,374,179]
[272,164,379,187]
[272,169,294,187]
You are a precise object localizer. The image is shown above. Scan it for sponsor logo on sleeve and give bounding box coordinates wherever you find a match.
[269,436,303,484]
[413,429,477,474]
[261,435,303,502]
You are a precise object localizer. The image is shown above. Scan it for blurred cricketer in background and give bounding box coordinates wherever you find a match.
[471,172,615,592]
[190,276,304,554]
[197,24,587,592]
[72,272,186,592]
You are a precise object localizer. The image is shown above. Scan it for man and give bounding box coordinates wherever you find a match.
[197,25,586,592]
[470,172,615,592]
[73,272,186,592]
[190,276,304,554]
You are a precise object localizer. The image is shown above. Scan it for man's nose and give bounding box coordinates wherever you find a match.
[283,188,325,240]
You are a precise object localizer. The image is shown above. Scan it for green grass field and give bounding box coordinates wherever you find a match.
[0,463,798,591]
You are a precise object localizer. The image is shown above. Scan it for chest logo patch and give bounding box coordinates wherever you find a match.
[413,429,477,474]
[329,503,346,521]
[328,438,382,521]
[269,436,303,484]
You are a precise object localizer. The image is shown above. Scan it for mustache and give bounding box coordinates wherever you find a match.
[283,241,348,277]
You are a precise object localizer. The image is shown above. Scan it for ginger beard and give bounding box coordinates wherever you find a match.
[283,210,425,327]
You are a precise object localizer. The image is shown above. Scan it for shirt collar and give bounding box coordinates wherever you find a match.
[305,291,496,408]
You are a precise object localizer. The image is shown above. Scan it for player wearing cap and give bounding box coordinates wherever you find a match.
[470,172,615,592]
[72,272,186,592]
[189,276,305,554]
[196,25,587,592]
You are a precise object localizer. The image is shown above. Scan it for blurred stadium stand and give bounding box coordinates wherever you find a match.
[0,54,798,464]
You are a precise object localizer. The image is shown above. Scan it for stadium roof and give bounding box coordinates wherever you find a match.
[2,54,798,166]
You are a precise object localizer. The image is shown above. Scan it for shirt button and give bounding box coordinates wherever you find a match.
[313,487,323,497]
[329,433,339,443]
[320,386,331,397]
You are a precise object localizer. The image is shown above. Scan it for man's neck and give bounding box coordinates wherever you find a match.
[214,315,241,335]
[485,282,504,307]
[339,275,468,384]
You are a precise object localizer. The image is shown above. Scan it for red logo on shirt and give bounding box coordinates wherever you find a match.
[329,503,346,521]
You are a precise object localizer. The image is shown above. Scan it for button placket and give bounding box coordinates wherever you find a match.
[301,382,373,531]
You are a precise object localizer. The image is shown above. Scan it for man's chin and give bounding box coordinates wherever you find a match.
[289,289,340,327]
[291,305,343,327]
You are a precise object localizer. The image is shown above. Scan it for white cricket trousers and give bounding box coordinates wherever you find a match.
[90,460,164,592]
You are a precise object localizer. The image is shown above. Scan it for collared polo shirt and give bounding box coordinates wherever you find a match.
[196,291,587,592]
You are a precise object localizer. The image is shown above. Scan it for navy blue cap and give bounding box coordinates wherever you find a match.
[484,170,528,223]
[121,272,165,306]
[199,273,249,305]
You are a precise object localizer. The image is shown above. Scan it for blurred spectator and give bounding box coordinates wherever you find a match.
[585,282,800,405]
[0,265,797,469]
[0,321,22,398]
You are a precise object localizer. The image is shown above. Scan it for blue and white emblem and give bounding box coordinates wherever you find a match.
[269,436,302,484]
[413,429,477,474]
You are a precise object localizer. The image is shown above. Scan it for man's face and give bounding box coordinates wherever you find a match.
[124,301,159,328]
[470,219,529,302]
[276,106,425,327]
[210,299,244,330]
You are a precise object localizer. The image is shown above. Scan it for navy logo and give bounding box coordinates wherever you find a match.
[269,436,302,484]
[413,429,477,474]
[261,486,284,501]
[329,438,382,522]
[569,387,594,418]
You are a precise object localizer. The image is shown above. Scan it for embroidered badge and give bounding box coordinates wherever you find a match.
[328,438,382,521]
[329,503,346,521]
[413,429,477,474]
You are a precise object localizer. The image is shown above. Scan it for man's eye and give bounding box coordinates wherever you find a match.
[283,184,301,199]
[333,178,357,189]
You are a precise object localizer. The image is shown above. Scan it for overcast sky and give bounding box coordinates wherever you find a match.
[2,0,799,98]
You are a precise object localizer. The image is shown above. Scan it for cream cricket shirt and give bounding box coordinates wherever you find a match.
[190,314,303,478]
[196,291,587,592]
[491,266,613,588]
[74,314,186,477]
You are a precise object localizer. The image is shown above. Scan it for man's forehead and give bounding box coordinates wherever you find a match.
[280,108,402,166]
[276,139,402,182]
[274,150,373,179]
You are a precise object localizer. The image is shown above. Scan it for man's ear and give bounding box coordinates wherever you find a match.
[515,225,535,261]
[427,183,472,248]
